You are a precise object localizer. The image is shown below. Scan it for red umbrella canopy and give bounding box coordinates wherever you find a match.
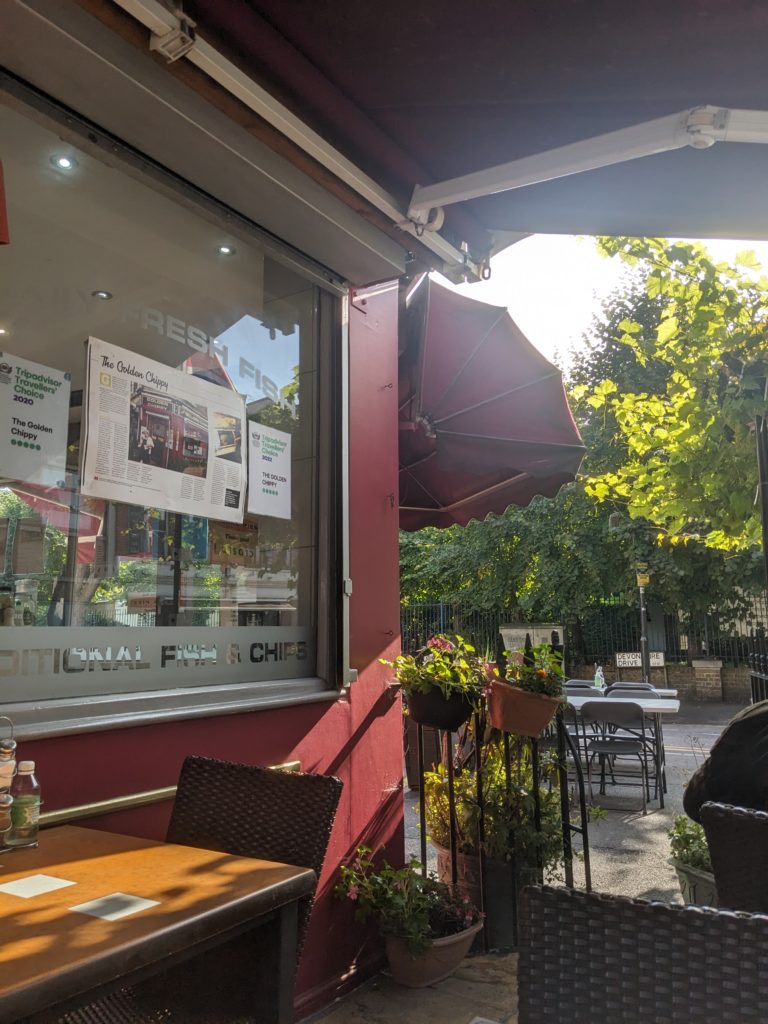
[399,278,585,530]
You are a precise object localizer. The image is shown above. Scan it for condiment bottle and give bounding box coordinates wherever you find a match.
[0,793,13,839]
[0,739,16,791]
[7,761,41,848]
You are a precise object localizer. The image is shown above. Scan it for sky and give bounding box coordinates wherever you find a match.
[435,234,768,370]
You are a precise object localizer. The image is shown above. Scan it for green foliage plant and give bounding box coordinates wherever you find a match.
[335,847,482,955]
[581,237,768,552]
[422,741,564,870]
[382,634,487,709]
[502,642,565,699]
[668,815,713,873]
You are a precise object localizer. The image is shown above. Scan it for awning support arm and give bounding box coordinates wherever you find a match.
[407,106,768,225]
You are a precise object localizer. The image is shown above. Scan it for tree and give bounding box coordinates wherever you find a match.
[400,240,765,653]
[576,237,768,552]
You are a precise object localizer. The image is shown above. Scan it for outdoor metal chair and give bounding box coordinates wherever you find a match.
[701,801,768,913]
[604,686,663,762]
[609,680,656,687]
[565,679,595,688]
[566,684,604,698]
[51,758,343,1024]
[579,700,655,813]
[518,884,768,1024]
[605,683,658,697]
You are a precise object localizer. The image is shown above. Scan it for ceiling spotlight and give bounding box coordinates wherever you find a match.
[91,290,113,300]
[217,244,236,256]
[0,328,7,336]
[51,154,78,171]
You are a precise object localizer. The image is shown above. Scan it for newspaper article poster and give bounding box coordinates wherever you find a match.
[81,337,246,523]
[0,351,70,487]
[247,423,291,519]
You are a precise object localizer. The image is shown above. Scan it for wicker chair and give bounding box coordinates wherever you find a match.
[519,884,768,1023]
[701,801,768,913]
[45,758,343,1024]
[166,755,343,952]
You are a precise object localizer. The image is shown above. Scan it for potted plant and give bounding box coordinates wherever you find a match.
[668,814,718,906]
[487,642,564,737]
[384,634,486,731]
[422,739,564,949]
[336,846,484,987]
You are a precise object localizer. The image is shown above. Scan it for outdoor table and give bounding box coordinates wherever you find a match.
[567,695,680,809]
[0,824,315,1024]
[607,687,678,697]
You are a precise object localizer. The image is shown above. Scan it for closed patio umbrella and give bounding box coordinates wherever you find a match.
[399,278,585,530]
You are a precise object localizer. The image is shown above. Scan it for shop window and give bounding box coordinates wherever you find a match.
[0,96,337,716]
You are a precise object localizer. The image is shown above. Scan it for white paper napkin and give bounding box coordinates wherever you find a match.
[69,892,160,921]
[0,874,76,898]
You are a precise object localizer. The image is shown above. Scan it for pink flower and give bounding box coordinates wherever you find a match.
[346,885,359,901]
[427,636,454,652]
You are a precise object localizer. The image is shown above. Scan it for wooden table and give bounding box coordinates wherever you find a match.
[567,695,680,808]
[0,825,315,1023]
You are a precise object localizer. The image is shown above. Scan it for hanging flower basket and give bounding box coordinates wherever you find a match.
[384,919,484,987]
[487,680,560,737]
[407,688,475,731]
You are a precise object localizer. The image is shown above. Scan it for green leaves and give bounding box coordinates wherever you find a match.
[581,236,766,552]
[656,316,679,345]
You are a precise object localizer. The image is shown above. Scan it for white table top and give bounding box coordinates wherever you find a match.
[612,687,678,697]
[568,687,678,697]
[567,695,680,714]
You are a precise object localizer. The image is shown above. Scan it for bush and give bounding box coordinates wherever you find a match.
[422,739,564,871]
[669,815,712,873]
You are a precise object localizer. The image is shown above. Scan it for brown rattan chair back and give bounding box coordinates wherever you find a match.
[167,755,343,950]
[49,758,342,1024]
[519,884,768,1023]
[701,801,768,913]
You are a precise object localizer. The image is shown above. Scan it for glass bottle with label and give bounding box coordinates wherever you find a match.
[0,793,13,842]
[7,761,41,848]
[0,738,16,791]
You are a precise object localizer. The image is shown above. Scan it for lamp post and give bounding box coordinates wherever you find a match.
[636,563,652,687]
[609,512,652,684]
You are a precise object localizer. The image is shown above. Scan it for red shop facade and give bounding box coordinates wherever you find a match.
[0,2,413,1014]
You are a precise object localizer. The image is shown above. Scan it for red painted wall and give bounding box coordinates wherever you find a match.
[20,282,403,1018]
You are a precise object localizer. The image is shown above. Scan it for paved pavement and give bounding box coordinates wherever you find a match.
[303,701,742,1024]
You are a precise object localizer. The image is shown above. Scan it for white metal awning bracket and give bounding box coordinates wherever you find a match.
[406,105,768,226]
[111,0,486,280]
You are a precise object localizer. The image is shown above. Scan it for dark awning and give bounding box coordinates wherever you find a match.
[399,279,585,529]
[188,1,768,252]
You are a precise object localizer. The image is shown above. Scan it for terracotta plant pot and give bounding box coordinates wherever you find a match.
[487,679,560,737]
[384,920,484,987]
[406,688,475,731]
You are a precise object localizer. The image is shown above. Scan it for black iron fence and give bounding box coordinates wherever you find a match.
[401,592,768,669]
[400,603,507,661]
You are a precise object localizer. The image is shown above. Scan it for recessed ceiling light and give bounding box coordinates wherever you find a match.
[0,328,7,336]
[91,290,113,300]
[51,154,78,171]
[217,244,236,256]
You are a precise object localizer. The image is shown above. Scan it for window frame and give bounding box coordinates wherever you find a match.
[0,79,349,739]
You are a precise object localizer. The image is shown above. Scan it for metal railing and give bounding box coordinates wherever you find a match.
[401,595,768,669]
